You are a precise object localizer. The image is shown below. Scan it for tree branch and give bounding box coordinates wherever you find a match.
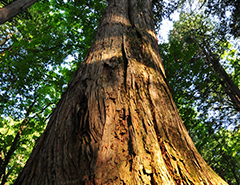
[0,0,39,24]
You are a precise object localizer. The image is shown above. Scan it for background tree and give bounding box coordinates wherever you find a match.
[160,11,240,185]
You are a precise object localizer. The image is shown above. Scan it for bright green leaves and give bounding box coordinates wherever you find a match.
[220,46,240,88]
[0,0,106,183]
[0,117,43,185]
[160,11,240,185]
[196,127,240,185]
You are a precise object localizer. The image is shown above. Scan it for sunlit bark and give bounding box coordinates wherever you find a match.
[14,0,228,184]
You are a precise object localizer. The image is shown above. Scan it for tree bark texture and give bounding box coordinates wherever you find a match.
[14,0,228,184]
[0,0,38,24]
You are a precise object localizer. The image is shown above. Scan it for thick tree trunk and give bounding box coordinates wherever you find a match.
[14,0,228,184]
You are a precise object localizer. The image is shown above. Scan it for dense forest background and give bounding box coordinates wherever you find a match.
[0,0,239,184]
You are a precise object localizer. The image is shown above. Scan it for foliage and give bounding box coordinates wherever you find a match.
[152,0,194,29]
[204,0,240,38]
[196,127,240,185]
[0,0,106,183]
[160,12,240,184]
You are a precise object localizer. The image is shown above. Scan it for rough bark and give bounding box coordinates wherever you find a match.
[0,0,38,24]
[14,0,228,184]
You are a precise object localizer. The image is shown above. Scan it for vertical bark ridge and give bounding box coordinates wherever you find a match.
[122,36,128,91]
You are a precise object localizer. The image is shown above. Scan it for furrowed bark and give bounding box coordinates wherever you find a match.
[14,0,228,184]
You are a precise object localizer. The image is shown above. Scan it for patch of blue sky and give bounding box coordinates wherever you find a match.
[158,11,180,43]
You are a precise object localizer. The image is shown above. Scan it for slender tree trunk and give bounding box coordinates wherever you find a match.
[201,46,240,111]
[0,0,38,24]
[14,0,228,184]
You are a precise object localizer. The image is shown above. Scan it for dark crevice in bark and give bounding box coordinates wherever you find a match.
[120,178,126,185]
[122,40,128,91]
[176,163,195,185]
[136,29,143,39]
[122,108,126,120]
[97,98,103,126]
[160,142,176,182]
[192,151,202,170]
[153,120,161,142]
[150,173,157,185]
[102,97,106,126]
[160,140,194,185]
[135,81,143,101]
[138,172,145,184]
[92,175,97,185]
[127,110,136,156]
[206,177,214,185]
[73,95,88,135]
[127,0,134,26]
[146,75,155,121]
[142,118,148,134]
[177,164,184,183]
[129,158,133,172]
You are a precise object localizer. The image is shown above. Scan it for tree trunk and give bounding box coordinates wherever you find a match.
[201,46,240,111]
[0,0,38,24]
[14,0,228,184]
